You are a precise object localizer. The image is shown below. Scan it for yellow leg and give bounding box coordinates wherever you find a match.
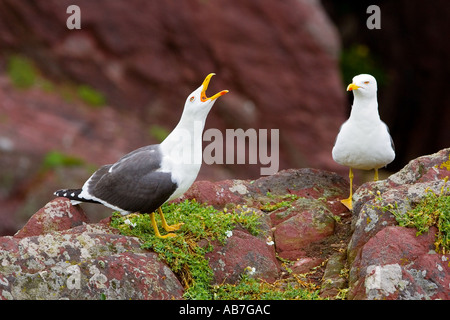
[150,212,176,239]
[374,168,379,181]
[340,167,353,210]
[158,207,184,232]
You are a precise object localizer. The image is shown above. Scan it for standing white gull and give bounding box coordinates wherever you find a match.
[54,73,228,238]
[332,74,395,210]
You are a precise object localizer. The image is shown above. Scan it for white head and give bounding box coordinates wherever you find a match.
[161,73,228,165]
[347,74,377,99]
[182,73,229,120]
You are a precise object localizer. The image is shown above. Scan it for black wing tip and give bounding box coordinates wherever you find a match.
[54,189,66,197]
[54,188,101,205]
[54,189,81,199]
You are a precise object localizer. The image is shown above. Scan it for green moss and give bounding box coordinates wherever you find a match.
[383,179,450,254]
[41,150,85,170]
[260,193,299,212]
[7,55,37,88]
[149,125,170,143]
[77,85,106,107]
[110,199,322,300]
[5,55,108,109]
[111,200,262,299]
[211,274,322,300]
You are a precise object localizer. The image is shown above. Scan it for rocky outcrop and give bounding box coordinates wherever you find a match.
[0,168,351,300]
[179,168,351,262]
[0,149,449,300]
[349,226,448,300]
[347,148,450,299]
[0,215,184,299]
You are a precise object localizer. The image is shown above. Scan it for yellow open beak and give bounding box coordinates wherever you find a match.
[347,83,360,91]
[201,73,229,102]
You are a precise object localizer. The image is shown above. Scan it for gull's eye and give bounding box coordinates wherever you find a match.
[189,96,195,102]
[364,81,370,84]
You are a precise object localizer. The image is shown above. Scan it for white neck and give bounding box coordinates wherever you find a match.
[160,108,210,166]
[158,108,210,199]
[349,95,380,122]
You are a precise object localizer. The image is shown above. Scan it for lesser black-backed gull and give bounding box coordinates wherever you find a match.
[332,74,395,210]
[55,73,228,238]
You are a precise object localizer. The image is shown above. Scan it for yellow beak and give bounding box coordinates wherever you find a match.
[347,83,360,91]
[201,73,229,102]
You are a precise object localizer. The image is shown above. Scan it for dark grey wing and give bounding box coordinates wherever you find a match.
[88,145,177,213]
[383,122,395,152]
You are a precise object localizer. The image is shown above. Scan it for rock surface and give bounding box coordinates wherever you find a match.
[273,208,335,260]
[1,149,450,300]
[206,228,280,285]
[14,197,88,239]
[0,221,184,300]
[349,226,449,300]
[347,148,450,299]
[0,168,352,300]
[180,168,351,262]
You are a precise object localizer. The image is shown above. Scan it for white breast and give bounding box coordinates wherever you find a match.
[332,119,394,170]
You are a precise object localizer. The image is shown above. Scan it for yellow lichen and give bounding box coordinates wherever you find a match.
[439,155,450,171]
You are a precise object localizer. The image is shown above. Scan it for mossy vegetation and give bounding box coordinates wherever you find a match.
[390,179,450,254]
[110,199,323,300]
[6,54,106,107]
[149,125,170,142]
[41,150,86,171]
[6,55,55,91]
[111,200,260,299]
[7,55,37,88]
[259,192,299,212]
[378,178,450,254]
[211,274,321,300]
[76,84,106,107]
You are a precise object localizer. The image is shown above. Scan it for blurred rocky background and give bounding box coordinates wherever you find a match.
[0,0,448,235]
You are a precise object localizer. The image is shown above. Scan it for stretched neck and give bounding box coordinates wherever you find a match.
[160,109,210,165]
[349,94,380,121]
[163,107,209,142]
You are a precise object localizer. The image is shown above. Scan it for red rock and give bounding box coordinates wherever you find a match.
[360,226,436,266]
[2,149,449,299]
[0,221,184,300]
[348,226,450,300]
[387,148,450,186]
[291,257,324,274]
[181,168,349,211]
[206,229,280,284]
[82,252,184,300]
[320,252,347,297]
[325,200,350,217]
[177,180,245,208]
[14,197,89,239]
[274,210,335,260]
[246,168,349,200]
[349,148,450,264]
[346,149,450,299]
